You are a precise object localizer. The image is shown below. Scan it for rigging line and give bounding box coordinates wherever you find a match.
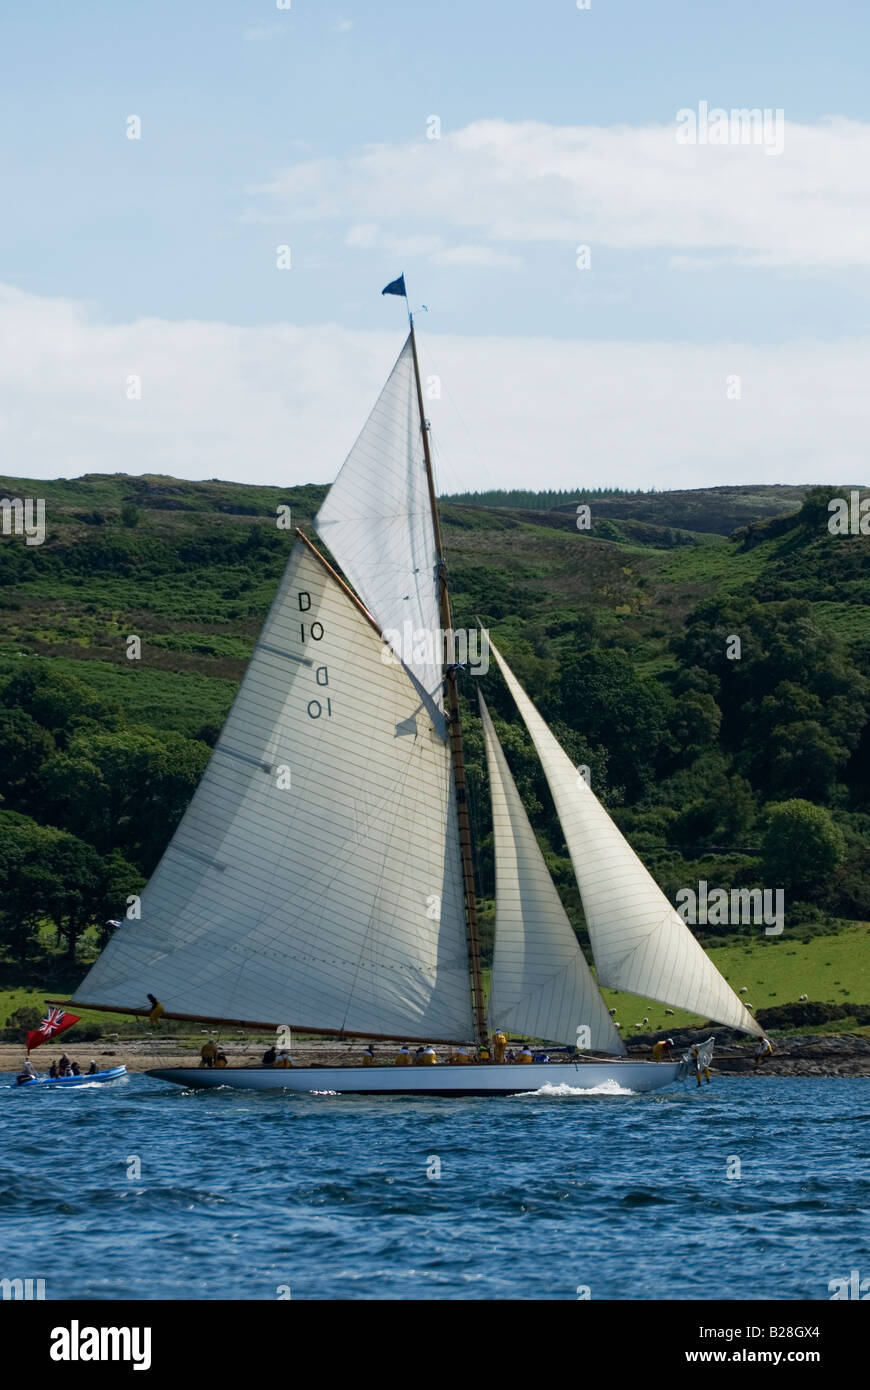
[415,335,501,499]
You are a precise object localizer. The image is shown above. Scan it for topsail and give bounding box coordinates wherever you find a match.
[314,335,444,717]
[490,640,764,1037]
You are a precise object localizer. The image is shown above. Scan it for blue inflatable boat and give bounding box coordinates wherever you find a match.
[13,1065,127,1088]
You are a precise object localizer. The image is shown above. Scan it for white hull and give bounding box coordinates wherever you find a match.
[146,1061,681,1094]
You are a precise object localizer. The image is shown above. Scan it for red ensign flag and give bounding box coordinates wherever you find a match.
[26,1007,81,1053]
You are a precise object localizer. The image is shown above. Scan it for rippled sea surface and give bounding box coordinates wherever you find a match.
[1,1073,867,1300]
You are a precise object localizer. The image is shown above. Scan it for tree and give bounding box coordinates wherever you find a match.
[36,753,110,845]
[761,800,845,899]
[553,648,671,800]
[0,708,55,805]
[674,596,868,804]
[0,810,119,962]
[97,849,146,947]
[66,728,209,870]
[765,721,849,801]
[0,665,120,739]
[0,811,46,959]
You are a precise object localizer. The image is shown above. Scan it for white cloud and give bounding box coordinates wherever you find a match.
[243,25,285,42]
[0,284,867,492]
[249,116,870,270]
[430,244,522,269]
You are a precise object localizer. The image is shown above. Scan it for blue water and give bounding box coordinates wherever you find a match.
[1,1073,868,1300]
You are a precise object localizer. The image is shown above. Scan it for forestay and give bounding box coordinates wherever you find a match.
[480,695,625,1053]
[73,538,474,1042]
[314,335,444,717]
[490,640,764,1037]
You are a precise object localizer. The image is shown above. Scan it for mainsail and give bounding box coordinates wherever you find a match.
[314,335,444,715]
[490,640,764,1037]
[72,536,474,1042]
[480,694,625,1053]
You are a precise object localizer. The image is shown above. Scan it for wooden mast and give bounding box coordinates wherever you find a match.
[407,309,488,1049]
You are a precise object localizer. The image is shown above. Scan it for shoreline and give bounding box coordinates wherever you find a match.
[4,1033,870,1078]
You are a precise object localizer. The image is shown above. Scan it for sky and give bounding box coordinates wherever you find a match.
[1,0,869,492]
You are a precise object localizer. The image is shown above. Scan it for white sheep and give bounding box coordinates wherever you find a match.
[799,994,808,1002]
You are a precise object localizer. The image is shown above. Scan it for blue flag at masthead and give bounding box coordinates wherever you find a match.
[381,274,407,299]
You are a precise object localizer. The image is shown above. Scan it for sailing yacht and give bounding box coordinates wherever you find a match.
[65,282,763,1094]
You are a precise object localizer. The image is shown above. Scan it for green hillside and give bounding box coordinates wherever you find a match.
[1,474,868,1030]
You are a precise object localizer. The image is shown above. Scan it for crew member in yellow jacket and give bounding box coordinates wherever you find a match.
[651,1038,674,1061]
[362,1046,375,1066]
[493,1031,507,1064]
[421,1045,437,1065]
[200,1038,218,1068]
[395,1045,411,1066]
[146,993,164,1028]
[691,1044,711,1087]
[518,1044,533,1063]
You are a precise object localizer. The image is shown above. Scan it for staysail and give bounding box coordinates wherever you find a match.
[480,694,625,1053]
[490,640,764,1037]
[72,536,474,1042]
[314,335,444,715]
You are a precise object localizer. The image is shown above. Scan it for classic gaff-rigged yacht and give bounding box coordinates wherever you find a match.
[63,281,763,1094]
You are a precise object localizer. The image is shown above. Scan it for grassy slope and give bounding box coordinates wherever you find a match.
[1,474,868,1035]
[599,925,870,1037]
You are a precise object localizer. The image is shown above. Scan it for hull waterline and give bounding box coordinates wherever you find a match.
[145,1061,681,1094]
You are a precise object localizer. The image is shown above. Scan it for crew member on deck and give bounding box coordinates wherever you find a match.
[363,1046,375,1066]
[421,1045,437,1065]
[478,1041,491,1063]
[58,1054,71,1076]
[88,1060,98,1075]
[652,1038,674,1061]
[754,1037,773,1068]
[146,994,164,1027]
[215,1051,228,1069]
[691,1044,711,1087]
[200,1038,218,1068]
[275,1051,292,1068]
[518,1044,533,1064]
[49,1059,59,1078]
[262,1045,277,1068]
[395,1045,411,1066]
[493,1030,507,1064]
